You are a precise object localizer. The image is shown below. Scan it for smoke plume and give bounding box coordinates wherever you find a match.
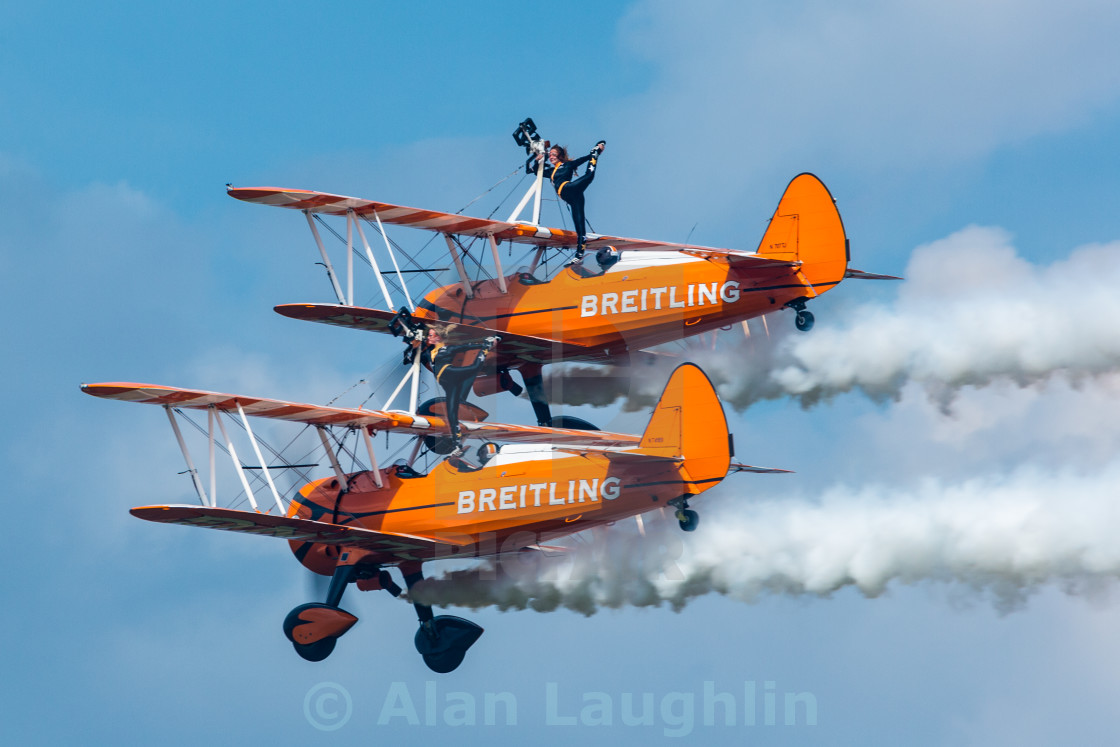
[545,228,1120,412]
[410,461,1120,615]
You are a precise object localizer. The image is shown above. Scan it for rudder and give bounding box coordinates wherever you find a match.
[756,173,848,295]
[639,364,730,489]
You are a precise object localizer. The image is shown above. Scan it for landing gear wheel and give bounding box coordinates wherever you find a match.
[293,637,337,662]
[283,602,358,663]
[676,508,700,532]
[795,310,815,332]
[414,615,484,674]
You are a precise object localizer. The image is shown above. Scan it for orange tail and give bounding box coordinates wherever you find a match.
[639,363,730,492]
[756,173,848,297]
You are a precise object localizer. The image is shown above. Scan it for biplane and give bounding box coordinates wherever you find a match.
[82,363,786,673]
[227,119,896,425]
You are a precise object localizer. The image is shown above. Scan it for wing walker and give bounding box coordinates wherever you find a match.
[83,118,891,673]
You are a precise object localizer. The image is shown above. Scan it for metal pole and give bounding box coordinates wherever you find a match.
[382,357,418,411]
[407,340,422,414]
[531,153,545,225]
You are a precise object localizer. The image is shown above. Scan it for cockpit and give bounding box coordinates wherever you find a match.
[515,246,621,284]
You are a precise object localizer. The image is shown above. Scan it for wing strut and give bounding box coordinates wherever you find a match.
[304,210,347,305]
[351,210,395,310]
[372,209,415,312]
[207,406,217,507]
[212,405,260,512]
[443,234,475,299]
[316,426,350,491]
[236,401,285,514]
[359,427,384,489]
[487,235,508,293]
[164,405,210,507]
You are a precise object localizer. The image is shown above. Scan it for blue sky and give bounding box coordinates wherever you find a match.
[6,1,1120,744]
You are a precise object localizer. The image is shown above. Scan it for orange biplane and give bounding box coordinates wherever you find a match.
[228,124,895,424]
[82,364,785,672]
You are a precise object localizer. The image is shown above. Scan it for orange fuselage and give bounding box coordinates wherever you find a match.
[415,253,841,359]
[288,446,706,575]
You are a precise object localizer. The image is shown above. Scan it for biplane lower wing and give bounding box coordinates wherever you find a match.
[274,303,612,365]
[81,382,641,448]
[130,505,470,560]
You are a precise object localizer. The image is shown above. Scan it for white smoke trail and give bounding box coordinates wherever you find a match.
[544,228,1120,411]
[410,461,1120,615]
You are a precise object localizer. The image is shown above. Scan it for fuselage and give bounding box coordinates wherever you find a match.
[415,251,839,358]
[288,444,706,575]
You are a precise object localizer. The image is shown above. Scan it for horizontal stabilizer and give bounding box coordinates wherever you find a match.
[130,505,471,560]
[728,462,793,475]
[548,444,679,463]
[844,268,903,280]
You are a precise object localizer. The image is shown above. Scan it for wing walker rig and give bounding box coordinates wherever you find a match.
[83,118,895,673]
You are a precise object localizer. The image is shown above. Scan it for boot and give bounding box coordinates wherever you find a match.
[565,245,586,267]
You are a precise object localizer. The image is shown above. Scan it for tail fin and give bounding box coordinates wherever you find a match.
[640,364,730,490]
[756,173,848,295]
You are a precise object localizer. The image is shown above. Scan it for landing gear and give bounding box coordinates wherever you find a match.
[403,564,483,674]
[668,497,700,532]
[795,310,815,332]
[283,550,399,662]
[520,364,552,427]
[284,561,359,661]
[283,603,356,661]
[785,298,815,332]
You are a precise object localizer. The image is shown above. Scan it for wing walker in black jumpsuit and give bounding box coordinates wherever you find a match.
[525,138,606,263]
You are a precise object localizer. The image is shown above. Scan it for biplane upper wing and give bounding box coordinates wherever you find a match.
[130,505,472,560]
[229,187,576,248]
[81,382,414,430]
[228,186,799,271]
[274,303,613,365]
[81,382,640,448]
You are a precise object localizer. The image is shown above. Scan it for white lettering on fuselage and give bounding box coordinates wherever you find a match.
[581,281,740,318]
[457,477,621,515]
